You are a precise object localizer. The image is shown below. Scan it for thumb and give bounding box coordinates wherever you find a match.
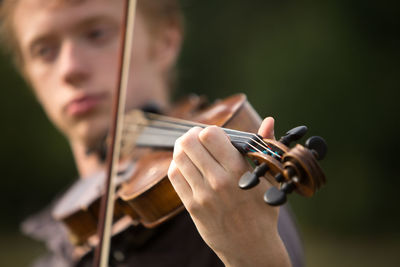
[258,117,275,139]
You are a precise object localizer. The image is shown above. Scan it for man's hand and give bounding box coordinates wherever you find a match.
[168,117,291,267]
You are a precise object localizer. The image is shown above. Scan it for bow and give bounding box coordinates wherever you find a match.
[93,1,137,266]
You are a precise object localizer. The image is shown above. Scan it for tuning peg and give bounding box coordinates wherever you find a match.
[305,136,327,160]
[264,187,286,206]
[264,181,296,206]
[279,126,308,146]
[274,173,285,183]
[239,163,269,190]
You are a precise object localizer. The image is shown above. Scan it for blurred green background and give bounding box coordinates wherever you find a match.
[1,0,399,266]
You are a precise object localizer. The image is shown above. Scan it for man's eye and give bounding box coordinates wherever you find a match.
[86,25,116,45]
[33,44,57,62]
[88,28,105,40]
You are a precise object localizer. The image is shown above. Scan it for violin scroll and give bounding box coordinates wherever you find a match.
[238,126,327,206]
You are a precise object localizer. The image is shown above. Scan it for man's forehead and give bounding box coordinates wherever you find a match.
[13,0,120,22]
[15,0,120,12]
[18,0,87,10]
[14,0,122,46]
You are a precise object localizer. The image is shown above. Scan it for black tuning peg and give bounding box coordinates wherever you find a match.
[305,136,327,160]
[239,163,269,190]
[264,181,296,206]
[279,126,308,146]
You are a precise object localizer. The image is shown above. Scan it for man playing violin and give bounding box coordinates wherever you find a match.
[0,0,303,266]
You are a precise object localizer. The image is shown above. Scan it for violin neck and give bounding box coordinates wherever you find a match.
[121,110,274,157]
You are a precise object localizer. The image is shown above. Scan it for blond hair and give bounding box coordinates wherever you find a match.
[0,0,183,67]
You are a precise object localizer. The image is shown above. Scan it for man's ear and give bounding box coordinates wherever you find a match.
[152,23,182,72]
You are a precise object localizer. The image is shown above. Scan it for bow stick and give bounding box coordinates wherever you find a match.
[93,0,138,266]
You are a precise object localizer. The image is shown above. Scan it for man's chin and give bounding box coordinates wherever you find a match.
[72,118,110,151]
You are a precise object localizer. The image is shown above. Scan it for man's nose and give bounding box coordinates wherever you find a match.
[59,40,90,87]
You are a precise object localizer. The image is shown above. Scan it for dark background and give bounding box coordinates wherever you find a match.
[1,0,399,266]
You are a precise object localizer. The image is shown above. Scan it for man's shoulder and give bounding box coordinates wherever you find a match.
[21,199,75,267]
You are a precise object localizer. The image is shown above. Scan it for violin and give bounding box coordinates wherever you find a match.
[52,94,327,249]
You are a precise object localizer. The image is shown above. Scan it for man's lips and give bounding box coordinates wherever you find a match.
[65,93,107,116]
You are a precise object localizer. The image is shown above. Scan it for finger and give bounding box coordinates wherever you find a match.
[257,117,280,187]
[198,126,247,173]
[173,135,207,192]
[168,160,193,202]
[258,117,275,139]
[178,127,225,178]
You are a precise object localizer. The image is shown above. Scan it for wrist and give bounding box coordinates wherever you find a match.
[220,232,291,267]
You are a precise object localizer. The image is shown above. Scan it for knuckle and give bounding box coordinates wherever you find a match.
[174,136,184,151]
[172,140,187,162]
[185,199,200,214]
[172,146,185,162]
[209,174,231,193]
[194,191,213,208]
[179,128,201,149]
[180,136,193,149]
[199,126,221,143]
[167,164,178,179]
[190,126,203,133]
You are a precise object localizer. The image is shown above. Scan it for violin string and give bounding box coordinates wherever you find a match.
[123,122,266,150]
[123,112,276,155]
[145,112,263,143]
[122,111,281,158]
[122,127,266,156]
[143,112,275,152]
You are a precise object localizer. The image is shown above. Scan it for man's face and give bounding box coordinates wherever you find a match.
[13,0,178,147]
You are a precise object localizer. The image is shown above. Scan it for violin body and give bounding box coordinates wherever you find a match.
[53,94,260,245]
[52,165,134,245]
[52,94,326,247]
[118,94,262,228]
